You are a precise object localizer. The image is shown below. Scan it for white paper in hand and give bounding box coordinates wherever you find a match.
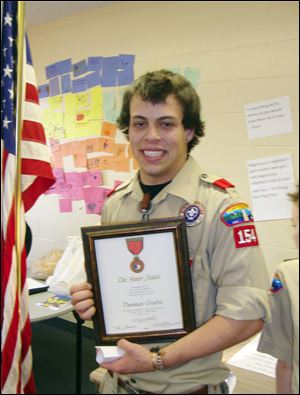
[95,346,125,364]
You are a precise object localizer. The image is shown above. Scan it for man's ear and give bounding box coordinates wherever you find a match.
[185,129,195,143]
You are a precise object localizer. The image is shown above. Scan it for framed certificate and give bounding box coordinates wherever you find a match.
[81,217,196,344]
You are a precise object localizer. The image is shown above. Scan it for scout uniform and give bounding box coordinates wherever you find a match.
[100,156,270,394]
[258,259,299,394]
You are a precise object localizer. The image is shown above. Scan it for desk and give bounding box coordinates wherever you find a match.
[29,291,73,322]
[29,291,84,394]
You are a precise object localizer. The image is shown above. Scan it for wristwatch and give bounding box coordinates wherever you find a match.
[151,350,165,370]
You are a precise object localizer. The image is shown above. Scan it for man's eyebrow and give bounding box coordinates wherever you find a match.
[131,115,178,120]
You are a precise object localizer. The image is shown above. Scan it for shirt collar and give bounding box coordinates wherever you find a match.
[157,156,201,204]
[118,156,202,204]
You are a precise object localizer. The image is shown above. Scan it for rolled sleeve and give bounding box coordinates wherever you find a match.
[216,286,271,321]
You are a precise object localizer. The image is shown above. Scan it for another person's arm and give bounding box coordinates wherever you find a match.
[276,360,292,394]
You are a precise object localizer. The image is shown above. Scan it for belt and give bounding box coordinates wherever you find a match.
[108,370,209,394]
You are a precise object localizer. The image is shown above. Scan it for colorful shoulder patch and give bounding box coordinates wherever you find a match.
[221,203,254,227]
[270,273,284,293]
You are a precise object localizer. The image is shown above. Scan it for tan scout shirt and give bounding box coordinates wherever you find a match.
[101,156,270,394]
[258,259,299,394]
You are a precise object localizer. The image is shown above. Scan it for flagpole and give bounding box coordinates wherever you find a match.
[15,0,25,293]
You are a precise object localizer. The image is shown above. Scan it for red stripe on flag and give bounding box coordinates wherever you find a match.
[25,82,39,103]
[22,120,47,144]
[1,294,20,388]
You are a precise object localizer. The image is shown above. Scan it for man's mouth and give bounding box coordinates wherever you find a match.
[142,150,165,158]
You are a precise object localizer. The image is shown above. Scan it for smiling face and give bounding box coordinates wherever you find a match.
[128,94,194,185]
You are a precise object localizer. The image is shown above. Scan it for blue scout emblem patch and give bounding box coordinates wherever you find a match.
[180,202,205,226]
[221,203,254,227]
[270,273,283,293]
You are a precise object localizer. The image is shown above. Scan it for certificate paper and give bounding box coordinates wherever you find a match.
[81,217,196,344]
[95,232,183,334]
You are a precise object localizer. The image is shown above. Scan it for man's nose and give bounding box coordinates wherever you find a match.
[144,123,161,140]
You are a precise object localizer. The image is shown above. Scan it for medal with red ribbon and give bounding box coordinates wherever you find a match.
[126,237,145,273]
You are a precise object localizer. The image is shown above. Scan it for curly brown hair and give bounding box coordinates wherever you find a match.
[117,69,205,153]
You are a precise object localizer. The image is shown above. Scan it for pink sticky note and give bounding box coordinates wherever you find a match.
[59,199,72,213]
[70,186,84,201]
[90,170,102,186]
[85,200,102,214]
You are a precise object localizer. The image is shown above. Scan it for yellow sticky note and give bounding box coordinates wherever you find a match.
[76,92,89,109]
[49,96,63,111]
[89,86,103,120]
[65,93,77,112]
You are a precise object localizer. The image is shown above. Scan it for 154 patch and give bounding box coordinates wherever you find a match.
[233,225,259,248]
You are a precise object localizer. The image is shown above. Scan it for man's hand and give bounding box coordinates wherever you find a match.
[70,282,96,321]
[101,339,154,374]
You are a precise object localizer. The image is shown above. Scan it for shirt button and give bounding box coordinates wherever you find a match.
[201,173,208,178]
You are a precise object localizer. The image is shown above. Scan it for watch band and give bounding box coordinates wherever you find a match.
[151,351,165,370]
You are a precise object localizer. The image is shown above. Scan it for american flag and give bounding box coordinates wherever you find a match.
[1,2,55,393]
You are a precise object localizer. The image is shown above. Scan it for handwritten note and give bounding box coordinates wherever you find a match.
[245,96,293,139]
[247,154,295,221]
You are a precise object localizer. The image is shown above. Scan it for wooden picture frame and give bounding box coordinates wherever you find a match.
[81,217,196,344]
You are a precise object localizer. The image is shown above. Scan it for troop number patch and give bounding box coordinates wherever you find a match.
[233,225,259,248]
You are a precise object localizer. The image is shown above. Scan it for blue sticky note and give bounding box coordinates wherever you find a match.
[87,57,103,72]
[61,74,72,94]
[56,59,72,75]
[183,67,200,89]
[73,59,88,78]
[46,59,72,79]
[102,56,118,87]
[104,109,119,123]
[49,77,60,96]
[72,77,87,93]
[167,67,181,74]
[38,84,50,98]
[117,54,135,86]
[103,91,115,110]
[119,54,135,70]
[85,72,101,88]
[117,68,134,86]
[46,64,58,79]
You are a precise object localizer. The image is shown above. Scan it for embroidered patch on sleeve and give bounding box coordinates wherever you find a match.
[233,225,259,248]
[221,203,254,227]
[270,273,283,293]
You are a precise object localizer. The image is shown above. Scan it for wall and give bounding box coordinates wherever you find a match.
[26,1,299,274]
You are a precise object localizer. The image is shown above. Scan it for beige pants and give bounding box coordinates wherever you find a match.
[98,372,229,394]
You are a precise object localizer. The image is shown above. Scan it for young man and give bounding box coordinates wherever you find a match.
[71,70,270,394]
[258,187,299,394]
